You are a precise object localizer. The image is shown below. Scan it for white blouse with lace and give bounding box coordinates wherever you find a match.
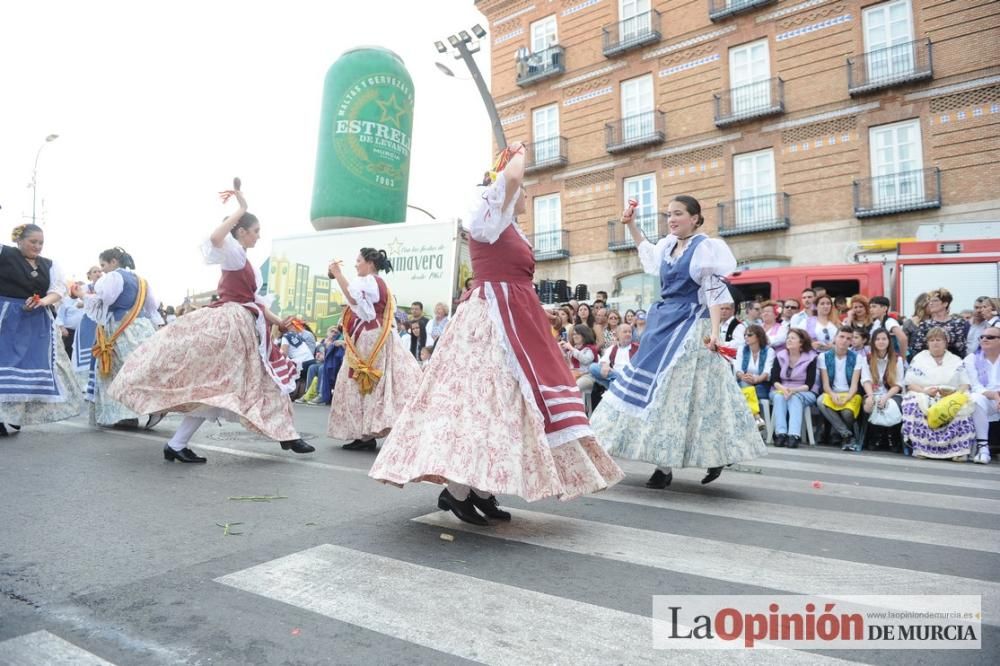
[83,269,163,325]
[347,274,381,322]
[637,233,737,307]
[464,171,528,245]
[200,235,270,309]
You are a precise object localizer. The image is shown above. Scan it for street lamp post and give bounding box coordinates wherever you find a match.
[31,134,59,225]
[434,25,507,151]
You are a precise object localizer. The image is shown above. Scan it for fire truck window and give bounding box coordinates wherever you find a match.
[736,282,771,302]
[812,280,860,299]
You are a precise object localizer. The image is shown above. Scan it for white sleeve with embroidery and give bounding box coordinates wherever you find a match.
[348,274,380,322]
[637,236,672,276]
[46,260,68,300]
[84,270,124,323]
[463,172,517,244]
[690,237,737,307]
[201,234,247,270]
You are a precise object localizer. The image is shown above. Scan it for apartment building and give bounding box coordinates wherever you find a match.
[473,0,1000,305]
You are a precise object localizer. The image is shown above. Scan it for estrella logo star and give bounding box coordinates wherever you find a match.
[376,93,408,129]
[387,237,403,256]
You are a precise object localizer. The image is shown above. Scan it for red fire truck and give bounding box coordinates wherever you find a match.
[727,236,999,314]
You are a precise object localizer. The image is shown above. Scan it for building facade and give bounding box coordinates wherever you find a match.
[474,0,1000,307]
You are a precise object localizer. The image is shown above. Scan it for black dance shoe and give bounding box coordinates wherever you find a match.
[144,412,166,431]
[342,438,376,451]
[773,434,787,448]
[701,467,723,485]
[113,418,140,429]
[787,435,801,449]
[163,444,207,463]
[437,489,488,526]
[0,423,19,437]
[645,469,673,489]
[280,438,315,454]
[469,493,511,521]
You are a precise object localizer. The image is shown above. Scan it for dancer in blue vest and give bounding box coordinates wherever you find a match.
[0,224,83,436]
[81,247,166,429]
[590,195,766,488]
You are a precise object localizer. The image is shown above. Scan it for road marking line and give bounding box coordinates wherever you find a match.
[0,631,116,666]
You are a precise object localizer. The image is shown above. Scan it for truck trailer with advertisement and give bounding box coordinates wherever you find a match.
[263,219,471,333]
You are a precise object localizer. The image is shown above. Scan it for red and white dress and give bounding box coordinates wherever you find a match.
[369,173,624,501]
[327,274,422,440]
[109,236,300,441]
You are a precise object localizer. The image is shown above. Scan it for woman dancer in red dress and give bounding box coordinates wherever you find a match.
[109,183,314,462]
[369,143,623,524]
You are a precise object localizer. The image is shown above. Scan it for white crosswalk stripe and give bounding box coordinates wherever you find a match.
[0,631,116,666]
[200,444,999,663]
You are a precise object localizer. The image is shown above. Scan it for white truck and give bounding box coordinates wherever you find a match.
[263,219,471,332]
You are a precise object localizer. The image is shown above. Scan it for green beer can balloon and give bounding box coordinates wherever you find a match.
[311,47,415,230]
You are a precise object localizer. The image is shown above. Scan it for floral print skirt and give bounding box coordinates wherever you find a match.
[368,296,624,502]
[108,304,298,441]
[901,393,975,458]
[89,317,158,426]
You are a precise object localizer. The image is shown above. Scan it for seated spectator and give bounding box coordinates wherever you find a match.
[560,324,599,393]
[427,302,450,347]
[633,310,647,341]
[843,294,872,330]
[818,326,864,452]
[575,302,595,330]
[624,309,636,327]
[902,292,930,359]
[833,296,849,320]
[861,328,905,452]
[588,323,638,390]
[605,310,622,339]
[281,329,317,398]
[782,298,803,330]
[555,307,571,341]
[719,302,745,345]
[743,300,763,326]
[965,324,1000,464]
[736,324,774,429]
[407,320,425,360]
[760,300,788,352]
[967,296,1000,353]
[911,288,970,358]
[789,289,815,328]
[805,294,839,353]
[902,327,975,461]
[869,295,908,359]
[769,328,819,449]
[736,324,774,402]
[315,327,346,406]
[419,345,434,368]
[298,346,327,404]
[851,327,870,360]
[593,305,612,349]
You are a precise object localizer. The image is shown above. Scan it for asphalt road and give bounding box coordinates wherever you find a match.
[1,405,997,665]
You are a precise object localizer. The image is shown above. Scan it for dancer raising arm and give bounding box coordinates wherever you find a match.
[369,142,623,525]
[108,182,314,462]
[590,195,766,488]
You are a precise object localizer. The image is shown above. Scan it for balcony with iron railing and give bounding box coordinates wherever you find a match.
[533,229,570,261]
[516,45,566,87]
[525,136,568,174]
[847,38,933,95]
[607,213,669,251]
[714,77,784,127]
[853,167,941,218]
[605,110,666,153]
[602,10,661,57]
[708,0,777,22]
[717,193,790,236]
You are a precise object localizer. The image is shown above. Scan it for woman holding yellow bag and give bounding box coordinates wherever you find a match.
[326,248,422,451]
[902,327,975,460]
[818,326,864,451]
[735,324,774,429]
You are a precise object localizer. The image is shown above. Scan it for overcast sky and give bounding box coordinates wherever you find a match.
[1,0,493,303]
